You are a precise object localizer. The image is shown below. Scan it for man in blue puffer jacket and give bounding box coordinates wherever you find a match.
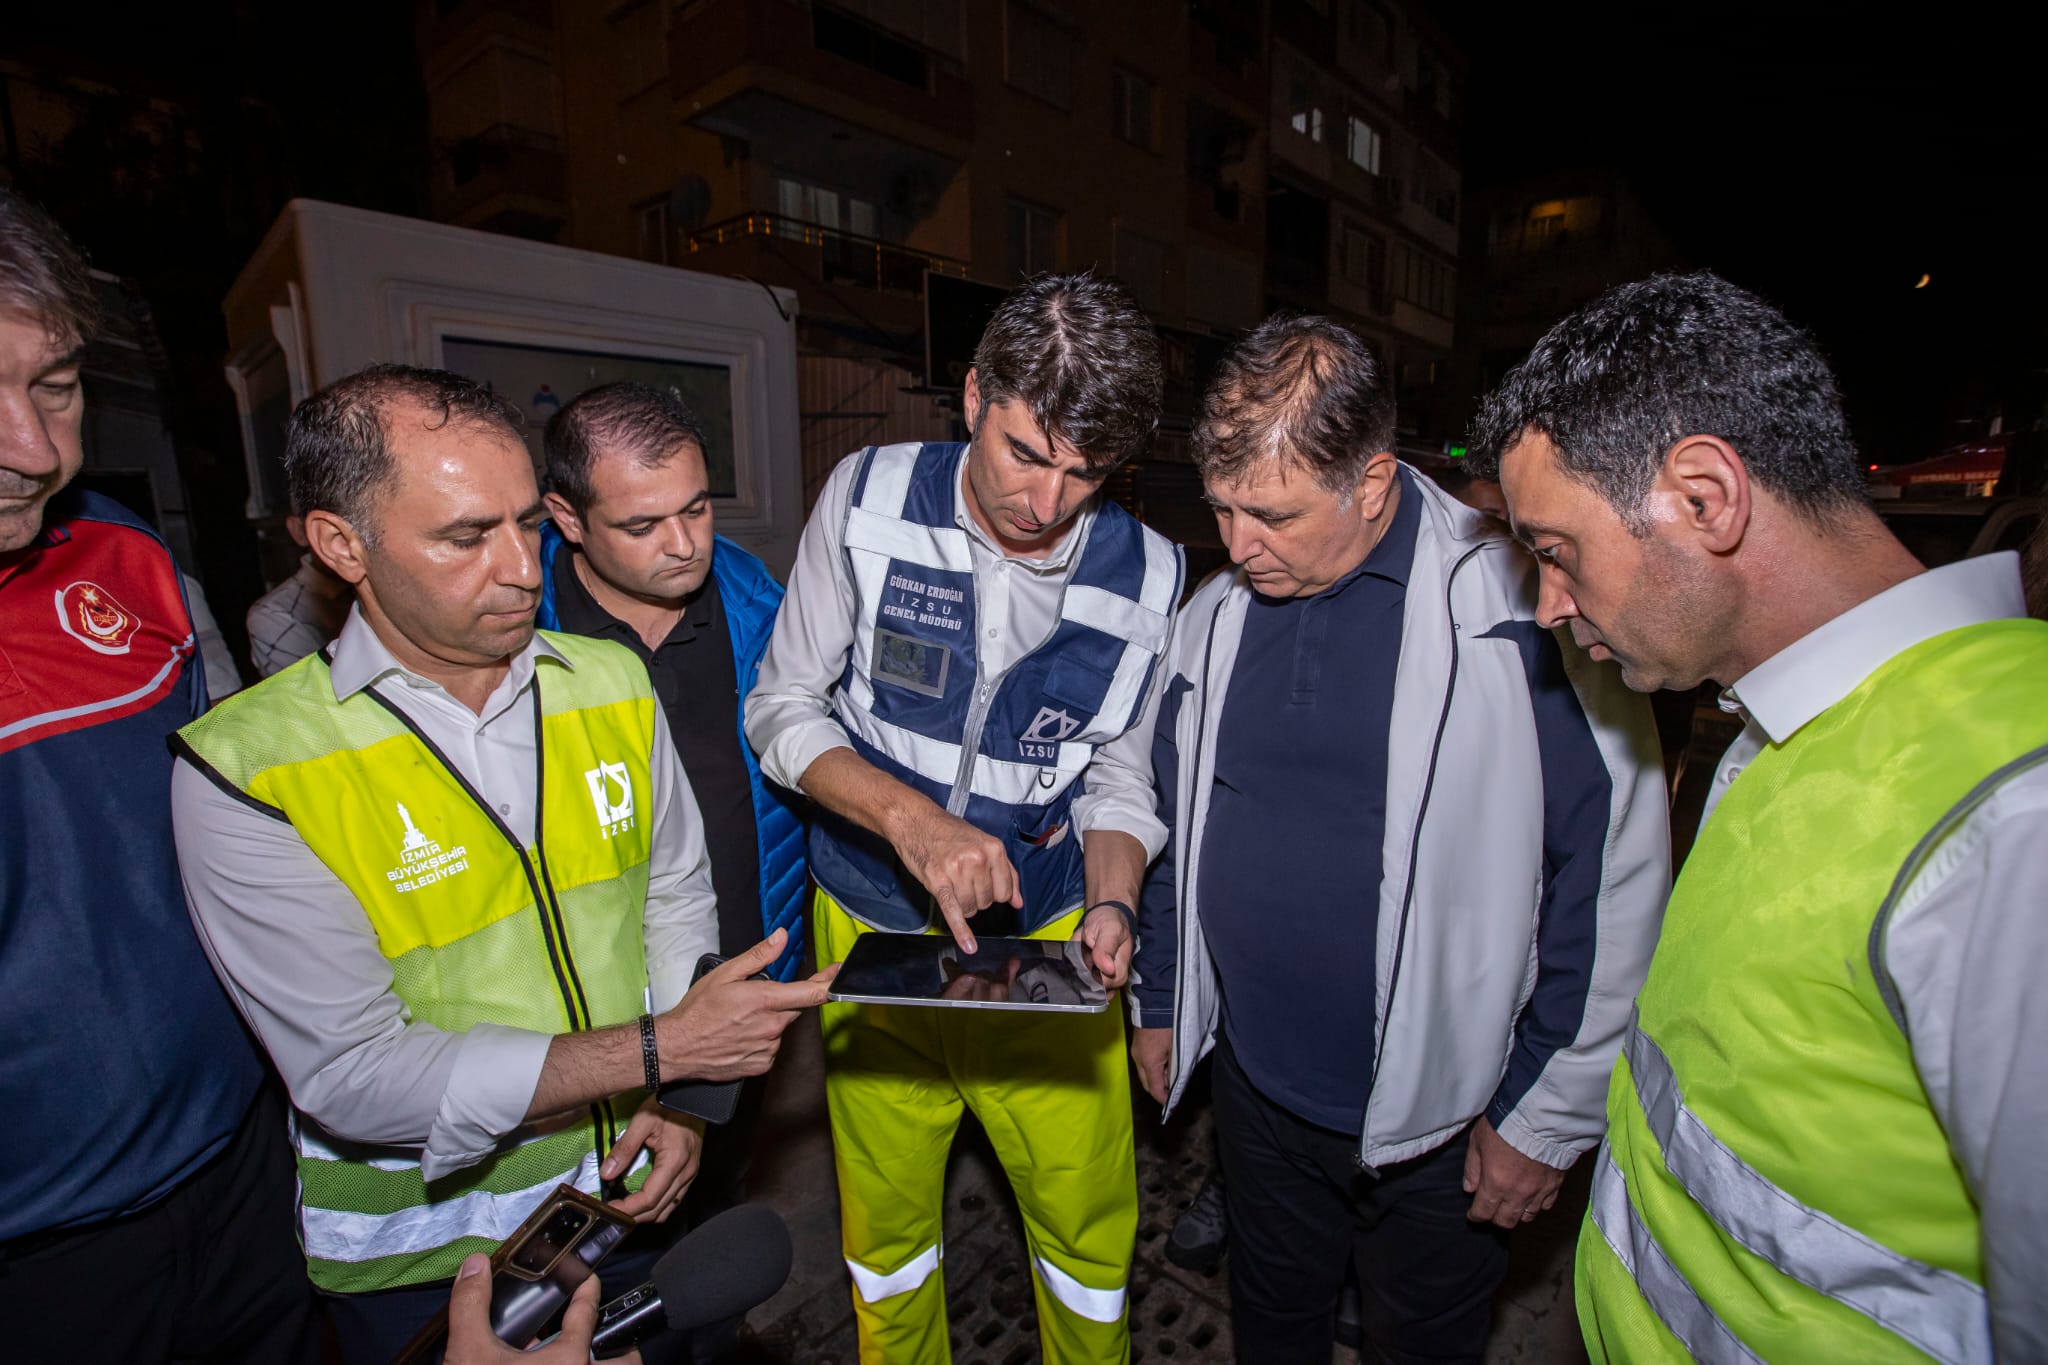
[534,382,806,1290]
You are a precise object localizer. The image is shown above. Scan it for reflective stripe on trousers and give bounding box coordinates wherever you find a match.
[1599,1016,1991,1365]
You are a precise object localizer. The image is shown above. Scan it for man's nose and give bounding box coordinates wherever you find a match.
[0,391,62,481]
[1028,469,1066,523]
[1534,566,1578,630]
[1219,514,1258,566]
[663,516,700,561]
[501,524,542,590]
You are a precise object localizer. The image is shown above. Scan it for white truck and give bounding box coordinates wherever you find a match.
[222,199,804,582]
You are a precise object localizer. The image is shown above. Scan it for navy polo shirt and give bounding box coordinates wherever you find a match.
[1197,467,1419,1134]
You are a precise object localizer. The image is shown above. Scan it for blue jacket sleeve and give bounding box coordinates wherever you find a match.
[1129,673,1192,1028]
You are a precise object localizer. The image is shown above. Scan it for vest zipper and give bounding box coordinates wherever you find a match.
[361,687,617,1172]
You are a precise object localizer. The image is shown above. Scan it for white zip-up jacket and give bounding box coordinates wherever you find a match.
[1131,470,1671,1170]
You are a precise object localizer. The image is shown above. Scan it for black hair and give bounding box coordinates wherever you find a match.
[1192,313,1397,495]
[971,271,1163,473]
[1469,271,1866,530]
[285,364,526,538]
[543,382,709,513]
[0,187,101,349]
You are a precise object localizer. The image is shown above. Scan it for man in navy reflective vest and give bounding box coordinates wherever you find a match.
[746,273,1182,1362]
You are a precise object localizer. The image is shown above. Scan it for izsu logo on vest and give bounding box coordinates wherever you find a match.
[585,761,636,838]
[1018,706,1083,760]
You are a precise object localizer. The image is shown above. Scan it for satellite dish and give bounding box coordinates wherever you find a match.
[667,175,712,232]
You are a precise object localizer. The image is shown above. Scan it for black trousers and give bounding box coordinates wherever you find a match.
[0,1085,321,1365]
[1212,1039,1511,1365]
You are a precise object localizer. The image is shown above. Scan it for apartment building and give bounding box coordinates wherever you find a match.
[416,0,1465,529]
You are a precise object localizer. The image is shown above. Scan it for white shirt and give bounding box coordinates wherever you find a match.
[744,448,1171,860]
[1705,552,2047,1360]
[173,606,718,1181]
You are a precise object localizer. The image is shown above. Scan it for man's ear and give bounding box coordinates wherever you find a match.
[302,509,372,586]
[962,367,982,435]
[1352,450,1400,520]
[543,491,586,545]
[1659,435,1750,554]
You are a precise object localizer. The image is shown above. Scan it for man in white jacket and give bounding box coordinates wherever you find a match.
[1128,315,1670,1363]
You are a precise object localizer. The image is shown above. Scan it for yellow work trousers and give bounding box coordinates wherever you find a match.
[814,890,1137,1364]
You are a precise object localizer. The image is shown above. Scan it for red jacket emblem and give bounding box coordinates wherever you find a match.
[57,580,144,654]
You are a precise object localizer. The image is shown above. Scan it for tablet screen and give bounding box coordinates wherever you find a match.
[826,933,1111,1012]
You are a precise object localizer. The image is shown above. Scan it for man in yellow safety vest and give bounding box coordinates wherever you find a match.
[1476,271,2048,1362]
[173,364,832,1362]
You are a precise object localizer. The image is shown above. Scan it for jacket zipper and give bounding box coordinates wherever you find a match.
[1170,602,1228,1091]
[1355,541,1489,1169]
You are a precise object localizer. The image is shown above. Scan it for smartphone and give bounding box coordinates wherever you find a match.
[656,951,768,1125]
[389,1184,634,1363]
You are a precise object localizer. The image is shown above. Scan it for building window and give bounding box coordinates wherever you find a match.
[635,200,672,264]
[1408,152,1459,224]
[831,0,967,64]
[1341,221,1384,292]
[1112,224,1169,317]
[1346,115,1383,175]
[813,3,930,89]
[1007,199,1060,280]
[777,176,881,240]
[1346,0,1392,60]
[1006,1,1076,110]
[1287,78,1325,144]
[1112,68,1160,152]
[1394,242,1455,317]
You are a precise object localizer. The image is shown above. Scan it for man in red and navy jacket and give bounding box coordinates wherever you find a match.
[0,189,318,1361]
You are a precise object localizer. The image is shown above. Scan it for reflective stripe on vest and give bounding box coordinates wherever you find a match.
[177,633,659,1290]
[1616,1015,1988,1364]
[1588,1143,1764,1365]
[296,1121,649,1268]
[1581,621,2048,1365]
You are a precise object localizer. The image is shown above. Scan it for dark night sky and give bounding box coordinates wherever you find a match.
[1443,2,2047,462]
[9,2,2041,469]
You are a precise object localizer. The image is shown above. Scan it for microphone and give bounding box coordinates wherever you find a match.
[590,1204,793,1358]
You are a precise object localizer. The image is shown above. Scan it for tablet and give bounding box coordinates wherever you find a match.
[826,933,1111,1012]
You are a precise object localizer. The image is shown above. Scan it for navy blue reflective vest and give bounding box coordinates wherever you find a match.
[810,442,1182,932]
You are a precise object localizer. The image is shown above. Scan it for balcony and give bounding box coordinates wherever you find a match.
[688,213,966,296]
[682,213,967,353]
[670,0,973,161]
[430,123,567,239]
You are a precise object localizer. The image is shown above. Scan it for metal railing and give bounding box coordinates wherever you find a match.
[686,213,968,295]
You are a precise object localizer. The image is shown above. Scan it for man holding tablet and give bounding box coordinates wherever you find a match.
[745,273,1181,1363]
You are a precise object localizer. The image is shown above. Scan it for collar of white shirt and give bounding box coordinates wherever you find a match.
[950,446,1095,572]
[325,604,572,718]
[1724,552,2026,745]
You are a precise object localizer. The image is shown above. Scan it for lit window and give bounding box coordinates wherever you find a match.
[1346,115,1382,175]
